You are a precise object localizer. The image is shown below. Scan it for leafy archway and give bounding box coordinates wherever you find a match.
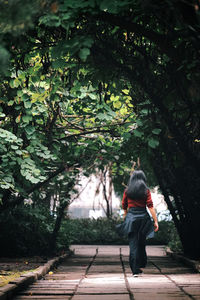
[0,0,199,258]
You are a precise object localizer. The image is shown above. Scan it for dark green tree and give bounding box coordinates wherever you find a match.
[0,0,200,258]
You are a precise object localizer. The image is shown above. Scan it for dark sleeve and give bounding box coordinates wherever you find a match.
[122,191,128,210]
[146,189,153,208]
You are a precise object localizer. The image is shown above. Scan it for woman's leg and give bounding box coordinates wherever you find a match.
[138,241,147,268]
[128,232,140,274]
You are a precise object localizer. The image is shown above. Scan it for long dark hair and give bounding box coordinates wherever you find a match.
[126,170,148,200]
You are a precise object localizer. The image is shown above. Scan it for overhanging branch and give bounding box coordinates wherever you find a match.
[96,12,180,64]
[58,120,131,140]
[0,163,80,213]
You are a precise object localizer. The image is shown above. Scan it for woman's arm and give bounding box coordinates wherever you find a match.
[146,190,159,232]
[148,207,159,232]
[122,191,128,219]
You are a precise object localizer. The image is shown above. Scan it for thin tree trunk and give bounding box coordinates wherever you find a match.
[49,200,69,253]
[101,169,110,218]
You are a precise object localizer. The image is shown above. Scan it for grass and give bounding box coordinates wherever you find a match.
[0,268,39,287]
[0,258,46,287]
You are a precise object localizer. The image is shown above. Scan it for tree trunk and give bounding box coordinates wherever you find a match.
[151,151,200,259]
[49,200,69,253]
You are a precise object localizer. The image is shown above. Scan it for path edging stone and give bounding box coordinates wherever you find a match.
[166,247,200,273]
[0,250,73,300]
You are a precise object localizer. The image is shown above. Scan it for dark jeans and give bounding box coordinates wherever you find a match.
[128,231,147,274]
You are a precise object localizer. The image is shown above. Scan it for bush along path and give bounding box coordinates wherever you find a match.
[11,245,200,300]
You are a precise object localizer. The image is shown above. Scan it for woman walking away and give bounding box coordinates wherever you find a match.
[117,170,159,277]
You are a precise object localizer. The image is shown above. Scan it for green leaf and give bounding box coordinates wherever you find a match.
[0,184,10,189]
[134,129,143,137]
[52,59,67,69]
[152,128,161,135]
[141,109,148,115]
[13,78,20,88]
[25,126,35,135]
[9,80,15,88]
[39,15,61,27]
[82,37,93,48]
[24,101,32,109]
[136,119,143,126]
[123,132,131,140]
[79,48,90,61]
[113,101,122,109]
[11,145,18,150]
[122,89,129,95]
[97,113,112,121]
[22,94,29,101]
[0,130,6,138]
[31,178,40,184]
[8,100,14,106]
[22,115,32,123]
[16,150,22,155]
[88,93,96,100]
[15,106,21,110]
[148,138,159,148]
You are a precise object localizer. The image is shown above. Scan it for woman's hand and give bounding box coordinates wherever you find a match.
[123,210,127,220]
[154,221,159,232]
[148,207,159,232]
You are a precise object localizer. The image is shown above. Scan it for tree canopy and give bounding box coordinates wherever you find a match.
[0,0,200,258]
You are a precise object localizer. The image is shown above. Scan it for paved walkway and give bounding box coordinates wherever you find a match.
[14,245,200,300]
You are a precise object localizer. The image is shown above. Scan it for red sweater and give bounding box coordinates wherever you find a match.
[122,189,153,210]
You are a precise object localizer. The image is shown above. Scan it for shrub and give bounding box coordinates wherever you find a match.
[167,224,183,253]
[60,217,170,245]
[60,217,128,245]
[0,206,183,257]
[0,204,62,257]
[147,220,172,245]
[61,217,183,249]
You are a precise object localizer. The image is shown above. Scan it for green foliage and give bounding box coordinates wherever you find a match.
[0,207,183,256]
[0,46,10,71]
[60,218,178,247]
[0,205,54,256]
[0,0,199,258]
[167,225,183,253]
[149,220,173,246]
[149,220,183,252]
[0,127,52,191]
[0,0,49,73]
[61,218,127,245]
[56,221,72,251]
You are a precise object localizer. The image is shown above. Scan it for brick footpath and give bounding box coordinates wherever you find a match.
[12,245,200,300]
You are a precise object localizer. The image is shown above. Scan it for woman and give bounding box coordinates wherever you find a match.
[117,170,159,277]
